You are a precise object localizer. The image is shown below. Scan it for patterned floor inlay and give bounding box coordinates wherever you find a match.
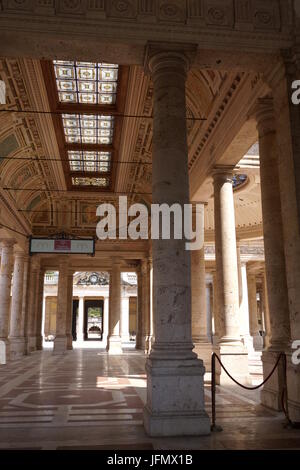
[0,348,299,450]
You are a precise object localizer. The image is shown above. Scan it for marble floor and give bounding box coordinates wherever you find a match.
[0,347,299,450]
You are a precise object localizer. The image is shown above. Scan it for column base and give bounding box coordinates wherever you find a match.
[106,336,123,354]
[143,352,211,437]
[218,341,249,385]
[0,338,9,364]
[9,337,25,360]
[27,336,37,354]
[286,351,300,424]
[66,334,73,350]
[193,341,213,375]
[261,349,285,411]
[53,336,68,355]
[121,334,131,344]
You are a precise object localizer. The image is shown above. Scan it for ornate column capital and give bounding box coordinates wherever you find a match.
[253,97,276,137]
[0,238,16,249]
[144,41,197,76]
[212,165,235,184]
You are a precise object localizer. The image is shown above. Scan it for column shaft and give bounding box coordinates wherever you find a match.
[143,44,210,436]
[256,99,291,410]
[107,261,122,354]
[213,168,248,383]
[66,274,73,350]
[9,252,26,359]
[53,257,69,354]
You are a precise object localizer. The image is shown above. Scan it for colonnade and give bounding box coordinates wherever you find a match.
[0,43,300,433]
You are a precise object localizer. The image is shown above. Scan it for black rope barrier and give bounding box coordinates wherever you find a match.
[210,352,293,432]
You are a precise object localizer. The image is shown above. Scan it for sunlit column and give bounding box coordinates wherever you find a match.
[213,167,248,382]
[107,260,122,354]
[121,290,130,343]
[53,256,69,354]
[77,297,84,342]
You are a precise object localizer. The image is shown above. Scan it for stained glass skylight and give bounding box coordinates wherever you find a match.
[72,176,109,187]
[62,114,114,144]
[68,150,111,172]
[53,61,118,105]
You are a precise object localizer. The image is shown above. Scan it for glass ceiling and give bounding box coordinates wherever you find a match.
[68,150,111,173]
[53,60,119,189]
[62,114,114,145]
[72,176,109,187]
[53,61,118,105]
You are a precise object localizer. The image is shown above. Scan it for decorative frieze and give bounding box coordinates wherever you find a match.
[0,0,290,33]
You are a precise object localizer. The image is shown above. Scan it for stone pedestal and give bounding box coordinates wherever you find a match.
[255,98,291,410]
[53,257,69,355]
[143,44,210,436]
[0,239,15,362]
[213,168,248,384]
[9,251,26,360]
[107,260,122,354]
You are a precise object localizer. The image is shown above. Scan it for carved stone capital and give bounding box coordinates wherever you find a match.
[254,97,276,137]
[212,165,235,185]
[144,41,198,76]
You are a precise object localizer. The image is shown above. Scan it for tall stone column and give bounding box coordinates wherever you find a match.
[143,43,210,436]
[191,204,212,372]
[77,297,84,342]
[121,291,130,343]
[9,251,26,359]
[0,239,15,363]
[20,256,29,351]
[255,98,291,410]
[25,259,38,353]
[269,59,300,422]
[213,167,248,382]
[103,297,109,346]
[149,257,154,351]
[107,260,122,354]
[66,273,74,350]
[262,270,271,349]
[140,259,151,353]
[35,269,45,351]
[53,256,69,354]
[247,270,263,351]
[136,266,143,349]
[238,262,252,352]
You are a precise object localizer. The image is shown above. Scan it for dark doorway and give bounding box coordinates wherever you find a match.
[84,299,104,341]
[72,299,79,341]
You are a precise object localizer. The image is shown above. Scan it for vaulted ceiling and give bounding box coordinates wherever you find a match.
[0,57,263,243]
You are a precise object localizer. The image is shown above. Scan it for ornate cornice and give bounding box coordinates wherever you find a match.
[0,1,295,60]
